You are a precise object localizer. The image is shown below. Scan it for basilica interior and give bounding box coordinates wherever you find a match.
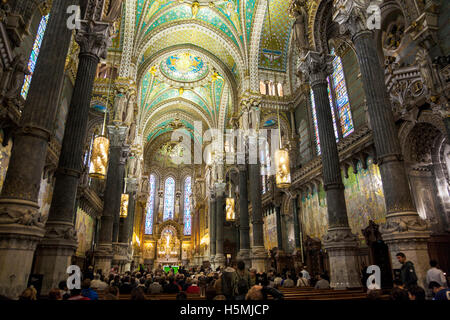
[0,0,449,299]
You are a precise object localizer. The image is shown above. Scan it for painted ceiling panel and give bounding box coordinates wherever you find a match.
[259,0,293,72]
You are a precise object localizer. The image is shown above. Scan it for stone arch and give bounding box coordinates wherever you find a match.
[399,116,449,233]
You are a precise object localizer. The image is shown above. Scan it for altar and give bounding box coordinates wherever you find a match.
[156,225,181,266]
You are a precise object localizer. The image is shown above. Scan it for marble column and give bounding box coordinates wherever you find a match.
[121,178,138,245]
[300,51,360,288]
[237,164,251,267]
[112,143,129,243]
[215,183,226,267]
[0,0,76,298]
[291,194,304,269]
[209,192,216,267]
[274,202,288,273]
[95,125,128,274]
[275,205,283,251]
[34,14,114,294]
[249,161,266,272]
[334,0,430,287]
[117,177,137,272]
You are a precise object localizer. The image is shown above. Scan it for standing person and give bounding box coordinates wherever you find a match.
[301,266,310,281]
[426,260,447,287]
[84,266,94,280]
[198,272,207,297]
[233,261,251,297]
[221,265,236,300]
[396,252,418,288]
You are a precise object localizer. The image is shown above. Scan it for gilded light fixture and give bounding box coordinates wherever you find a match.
[89,53,117,179]
[120,193,129,218]
[120,168,130,218]
[225,183,235,221]
[89,135,110,179]
[274,106,291,189]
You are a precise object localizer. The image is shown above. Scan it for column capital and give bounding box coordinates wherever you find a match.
[126,177,139,193]
[214,183,226,197]
[332,0,381,39]
[299,51,333,87]
[75,20,113,60]
[107,125,128,147]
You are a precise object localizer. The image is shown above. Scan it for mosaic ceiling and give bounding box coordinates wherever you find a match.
[161,52,209,83]
[125,0,296,153]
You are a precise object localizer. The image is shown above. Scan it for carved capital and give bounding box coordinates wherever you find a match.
[215,183,226,197]
[299,51,334,87]
[107,125,128,147]
[75,20,113,60]
[332,0,381,38]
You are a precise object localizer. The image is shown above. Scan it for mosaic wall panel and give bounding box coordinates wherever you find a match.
[300,158,386,244]
[300,184,328,240]
[38,177,53,222]
[0,132,12,193]
[75,207,95,257]
[263,213,277,251]
[343,158,386,243]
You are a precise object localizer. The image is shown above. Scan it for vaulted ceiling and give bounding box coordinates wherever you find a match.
[116,0,296,166]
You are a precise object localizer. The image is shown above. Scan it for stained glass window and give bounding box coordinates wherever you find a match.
[21,14,50,99]
[183,176,192,235]
[310,49,354,154]
[310,89,321,154]
[163,177,175,221]
[145,174,156,234]
[330,49,354,137]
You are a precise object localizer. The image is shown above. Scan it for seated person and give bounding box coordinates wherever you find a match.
[314,274,330,289]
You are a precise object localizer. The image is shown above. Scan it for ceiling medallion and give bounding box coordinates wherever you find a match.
[160,52,209,83]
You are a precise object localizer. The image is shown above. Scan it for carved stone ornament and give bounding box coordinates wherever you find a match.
[333,0,382,37]
[380,215,429,235]
[44,222,78,242]
[0,201,45,227]
[322,227,358,246]
[75,20,113,60]
[299,51,334,87]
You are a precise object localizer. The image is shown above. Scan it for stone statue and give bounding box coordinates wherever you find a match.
[241,105,249,131]
[104,0,123,22]
[135,158,142,180]
[114,92,127,122]
[124,94,135,125]
[291,0,308,55]
[250,105,260,131]
[416,47,437,95]
[128,155,137,177]
[128,121,136,144]
[5,54,30,101]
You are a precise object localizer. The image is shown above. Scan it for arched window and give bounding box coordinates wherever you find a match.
[183,176,192,235]
[145,174,156,234]
[21,14,50,99]
[259,81,267,95]
[277,83,284,97]
[163,177,175,221]
[330,49,354,137]
[310,49,354,155]
[260,137,271,194]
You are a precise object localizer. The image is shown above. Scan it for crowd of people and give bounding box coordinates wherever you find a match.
[9,252,449,301]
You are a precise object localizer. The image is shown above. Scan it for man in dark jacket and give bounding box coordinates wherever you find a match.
[396,252,418,288]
